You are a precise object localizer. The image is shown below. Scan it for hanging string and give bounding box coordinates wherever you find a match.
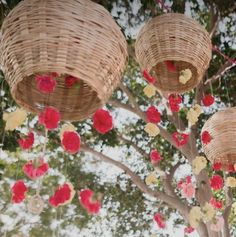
[212,45,236,65]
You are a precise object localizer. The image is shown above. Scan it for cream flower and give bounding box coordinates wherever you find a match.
[60,123,76,139]
[3,108,27,131]
[187,108,199,125]
[202,202,216,222]
[143,85,156,98]
[232,202,236,212]
[193,104,202,116]
[226,177,236,188]
[210,216,224,232]
[189,206,202,228]
[144,123,160,137]
[179,69,192,84]
[192,156,207,175]
[145,173,158,185]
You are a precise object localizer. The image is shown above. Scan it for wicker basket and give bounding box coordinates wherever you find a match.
[202,108,236,169]
[135,13,212,93]
[0,0,127,121]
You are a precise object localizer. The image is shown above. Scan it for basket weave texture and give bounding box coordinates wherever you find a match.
[0,0,127,121]
[202,108,236,168]
[135,13,212,93]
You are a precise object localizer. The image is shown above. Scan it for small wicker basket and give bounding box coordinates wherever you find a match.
[202,108,236,169]
[135,13,212,93]
[0,0,127,121]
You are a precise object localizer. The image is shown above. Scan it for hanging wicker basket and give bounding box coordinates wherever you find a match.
[202,108,236,169]
[0,0,127,121]
[135,13,212,93]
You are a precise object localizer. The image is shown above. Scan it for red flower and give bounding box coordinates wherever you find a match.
[62,131,80,154]
[39,107,60,130]
[210,175,223,190]
[79,189,101,214]
[228,164,236,173]
[49,183,74,207]
[35,74,56,93]
[154,213,166,229]
[150,150,162,164]
[93,109,113,134]
[202,94,215,107]
[172,132,189,147]
[165,61,177,72]
[201,131,212,145]
[143,70,156,84]
[210,197,223,209]
[184,226,195,234]
[23,160,49,180]
[65,75,80,88]
[146,106,161,123]
[213,162,222,171]
[18,132,34,150]
[168,94,182,112]
[11,180,28,203]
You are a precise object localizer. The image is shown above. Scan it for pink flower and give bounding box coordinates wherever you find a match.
[79,189,101,214]
[210,216,224,232]
[201,131,212,145]
[11,180,28,203]
[184,226,195,234]
[172,132,189,147]
[18,132,34,150]
[38,107,60,130]
[93,109,113,134]
[150,150,162,164]
[210,197,223,209]
[65,75,80,88]
[143,70,156,84]
[146,106,161,123]
[61,131,80,154]
[210,175,223,190]
[165,61,177,72]
[168,94,182,112]
[213,162,222,171]
[154,213,166,229]
[182,183,195,199]
[35,74,56,93]
[202,94,215,107]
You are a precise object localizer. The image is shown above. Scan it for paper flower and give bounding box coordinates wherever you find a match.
[192,156,207,175]
[210,216,224,232]
[3,108,27,131]
[202,202,216,222]
[168,94,182,112]
[23,160,49,180]
[93,109,113,134]
[182,183,195,199]
[202,94,215,107]
[209,198,223,209]
[11,180,28,203]
[154,213,166,229]
[60,123,76,139]
[143,84,156,98]
[49,183,75,207]
[65,75,80,88]
[226,177,236,187]
[18,132,34,150]
[35,74,57,93]
[165,61,177,72]
[184,226,195,234]
[187,108,199,125]
[79,189,101,214]
[144,123,160,137]
[193,104,202,116]
[213,162,222,171]
[143,70,156,84]
[38,107,60,130]
[201,131,212,145]
[146,106,161,123]
[189,206,202,228]
[150,150,162,164]
[179,69,192,84]
[172,132,189,147]
[61,131,80,154]
[145,173,158,185]
[210,175,223,190]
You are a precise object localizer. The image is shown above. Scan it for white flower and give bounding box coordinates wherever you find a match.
[189,206,202,228]
[144,123,160,137]
[143,85,156,98]
[192,156,207,175]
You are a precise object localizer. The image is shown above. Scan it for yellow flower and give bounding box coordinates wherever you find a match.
[193,104,202,117]
[145,173,158,185]
[179,69,192,84]
[226,177,236,188]
[202,202,216,222]
[3,108,27,131]
[192,156,207,175]
[60,123,76,139]
[144,123,160,137]
[187,108,199,125]
[143,85,156,98]
[189,206,202,228]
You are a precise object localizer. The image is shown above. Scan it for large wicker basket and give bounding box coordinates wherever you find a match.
[202,108,236,169]
[0,0,127,121]
[135,13,212,93]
